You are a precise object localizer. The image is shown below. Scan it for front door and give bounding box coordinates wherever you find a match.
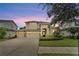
[42,28,47,37]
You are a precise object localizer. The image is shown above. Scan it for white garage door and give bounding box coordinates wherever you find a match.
[26,32,40,39]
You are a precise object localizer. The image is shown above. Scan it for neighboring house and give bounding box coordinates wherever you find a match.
[60,19,79,36]
[0,20,17,38]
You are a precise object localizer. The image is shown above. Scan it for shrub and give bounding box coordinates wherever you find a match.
[0,27,6,39]
[40,34,63,41]
[40,37,63,41]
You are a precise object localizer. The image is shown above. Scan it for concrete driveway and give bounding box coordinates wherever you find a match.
[0,36,39,56]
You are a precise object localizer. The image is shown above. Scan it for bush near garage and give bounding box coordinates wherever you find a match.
[0,27,6,39]
[40,33,63,41]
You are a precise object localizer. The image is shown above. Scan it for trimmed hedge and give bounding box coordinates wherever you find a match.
[40,37,63,41]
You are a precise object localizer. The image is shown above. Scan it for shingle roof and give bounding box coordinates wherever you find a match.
[0,20,17,27]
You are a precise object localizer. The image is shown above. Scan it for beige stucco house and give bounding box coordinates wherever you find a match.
[25,21,50,36]
[0,20,17,38]
[17,21,55,38]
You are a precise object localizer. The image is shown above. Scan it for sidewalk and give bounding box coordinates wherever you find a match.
[38,47,78,54]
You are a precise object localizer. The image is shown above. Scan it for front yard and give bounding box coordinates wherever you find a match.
[39,37,78,56]
[39,38,78,47]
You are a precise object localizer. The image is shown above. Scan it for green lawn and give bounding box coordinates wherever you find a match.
[39,38,78,47]
[0,39,10,42]
[0,39,6,41]
[38,53,78,56]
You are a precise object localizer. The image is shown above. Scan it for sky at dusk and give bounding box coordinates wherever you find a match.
[0,3,51,28]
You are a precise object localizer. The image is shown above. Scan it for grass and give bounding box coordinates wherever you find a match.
[0,39,6,41]
[38,53,78,56]
[0,39,9,43]
[0,38,12,42]
[39,38,78,47]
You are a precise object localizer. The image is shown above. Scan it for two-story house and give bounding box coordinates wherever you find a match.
[17,21,58,38]
[25,21,50,38]
[0,20,17,38]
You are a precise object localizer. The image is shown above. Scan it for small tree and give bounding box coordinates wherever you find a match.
[0,27,6,39]
[53,27,62,37]
[54,31,60,37]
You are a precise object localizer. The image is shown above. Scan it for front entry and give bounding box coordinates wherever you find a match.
[42,28,47,37]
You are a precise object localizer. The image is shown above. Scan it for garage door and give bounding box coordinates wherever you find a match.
[26,32,40,39]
